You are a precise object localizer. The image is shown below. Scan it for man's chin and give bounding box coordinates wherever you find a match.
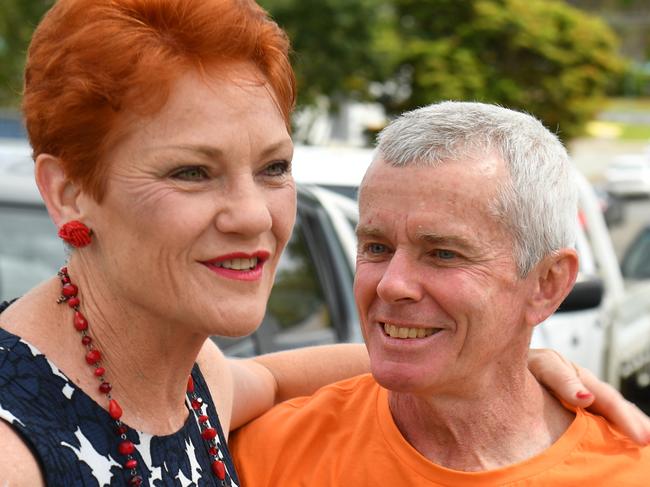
[370,362,441,395]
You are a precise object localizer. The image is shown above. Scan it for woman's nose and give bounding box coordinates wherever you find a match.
[214,177,272,237]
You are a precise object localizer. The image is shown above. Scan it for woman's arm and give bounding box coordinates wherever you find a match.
[0,420,45,486]
[229,344,368,430]
[229,344,650,444]
[528,348,650,445]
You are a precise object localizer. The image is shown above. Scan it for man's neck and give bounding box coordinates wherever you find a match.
[387,370,575,472]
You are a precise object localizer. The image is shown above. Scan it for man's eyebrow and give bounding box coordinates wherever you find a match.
[355,224,384,239]
[416,232,477,251]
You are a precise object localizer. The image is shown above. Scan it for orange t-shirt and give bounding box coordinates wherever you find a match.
[230,374,650,486]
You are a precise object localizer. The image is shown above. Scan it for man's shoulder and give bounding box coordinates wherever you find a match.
[574,409,650,472]
[580,408,650,449]
[230,374,387,487]
[231,373,378,443]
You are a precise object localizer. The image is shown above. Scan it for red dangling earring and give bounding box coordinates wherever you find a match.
[58,220,92,248]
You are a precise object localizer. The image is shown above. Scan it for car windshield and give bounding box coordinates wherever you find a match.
[622,228,650,280]
[0,204,64,301]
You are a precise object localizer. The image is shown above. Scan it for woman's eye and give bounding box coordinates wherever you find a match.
[171,166,208,181]
[263,161,290,177]
[435,249,457,260]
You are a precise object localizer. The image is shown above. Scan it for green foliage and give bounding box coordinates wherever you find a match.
[0,0,53,107]
[618,62,650,97]
[260,0,387,108]
[260,0,626,141]
[1,0,627,141]
[383,0,626,140]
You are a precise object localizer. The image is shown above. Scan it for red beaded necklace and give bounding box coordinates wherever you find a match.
[57,267,229,486]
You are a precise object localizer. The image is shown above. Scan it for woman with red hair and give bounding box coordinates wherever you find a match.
[0,1,646,486]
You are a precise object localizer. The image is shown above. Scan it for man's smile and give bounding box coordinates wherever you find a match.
[381,322,443,339]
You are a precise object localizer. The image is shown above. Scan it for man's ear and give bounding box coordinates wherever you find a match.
[34,154,84,227]
[525,248,579,327]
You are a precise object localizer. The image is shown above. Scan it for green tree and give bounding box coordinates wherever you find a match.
[0,0,53,107]
[381,0,626,140]
[2,0,626,141]
[260,0,389,109]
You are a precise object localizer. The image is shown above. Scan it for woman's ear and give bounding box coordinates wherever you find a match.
[525,248,579,327]
[34,154,83,227]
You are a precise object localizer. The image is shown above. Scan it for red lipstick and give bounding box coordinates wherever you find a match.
[201,251,270,281]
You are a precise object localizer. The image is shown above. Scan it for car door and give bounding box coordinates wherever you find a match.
[0,201,63,301]
[213,187,358,356]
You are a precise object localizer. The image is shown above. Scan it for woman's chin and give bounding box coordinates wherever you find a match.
[205,310,266,339]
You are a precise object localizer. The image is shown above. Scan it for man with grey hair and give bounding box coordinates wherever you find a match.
[232,102,650,486]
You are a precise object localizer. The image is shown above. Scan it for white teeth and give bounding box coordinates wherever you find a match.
[383,323,438,339]
[217,257,258,270]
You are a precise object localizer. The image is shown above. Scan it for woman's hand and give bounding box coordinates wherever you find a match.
[528,348,650,445]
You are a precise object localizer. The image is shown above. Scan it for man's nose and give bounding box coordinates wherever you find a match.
[214,177,272,237]
[376,250,423,303]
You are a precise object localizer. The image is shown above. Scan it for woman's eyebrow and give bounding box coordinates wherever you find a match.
[147,140,292,161]
[151,144,224,160]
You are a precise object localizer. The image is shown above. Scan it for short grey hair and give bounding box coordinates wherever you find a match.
[375,101,577,276]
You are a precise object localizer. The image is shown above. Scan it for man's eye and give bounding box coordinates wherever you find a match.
[263,161,290,177]
[171,166,208,181]
[366,243,387,254]
[435,249,457,260]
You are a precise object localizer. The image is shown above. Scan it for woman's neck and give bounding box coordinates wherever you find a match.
[1,274,206,435]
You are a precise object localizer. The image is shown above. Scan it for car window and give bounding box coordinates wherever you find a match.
[0,204,64,301]
[622,228,650,280]
[574,217,597,277]
[264,212,336,349]
[0,116,27,140]
[213,211,337,356]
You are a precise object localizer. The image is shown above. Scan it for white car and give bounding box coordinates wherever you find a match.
[605,152,650,197]
[0,141,363,357]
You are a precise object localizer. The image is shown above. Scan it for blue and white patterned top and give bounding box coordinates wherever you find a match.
[0,301,240,487]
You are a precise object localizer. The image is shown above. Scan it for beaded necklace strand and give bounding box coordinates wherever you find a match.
[57,267,229,486]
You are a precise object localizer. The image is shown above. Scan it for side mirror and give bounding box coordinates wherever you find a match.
[557,278,604,312]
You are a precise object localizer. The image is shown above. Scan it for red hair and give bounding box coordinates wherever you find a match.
[23,0,296,200]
